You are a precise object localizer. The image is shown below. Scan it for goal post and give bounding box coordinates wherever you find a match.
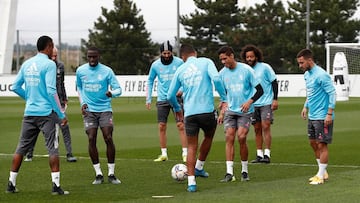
[325,43,360,101]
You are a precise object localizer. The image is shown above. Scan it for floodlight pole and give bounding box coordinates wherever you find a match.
[306,0,310,49]
[176,0,180,55]
[58,0,62,60]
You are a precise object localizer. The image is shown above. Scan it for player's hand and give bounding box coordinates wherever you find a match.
[81,104,88,116]
[146,103,151,110]
[241,100,252,113]
[106,91,112,98]
[175,111,184,123]
[271,100,278,110]
[176,91,183,97]
[218,102,228,113]
[60,117,68,126]
[324,114,333,127]
[217,114,224,125]
[301,107,307,120]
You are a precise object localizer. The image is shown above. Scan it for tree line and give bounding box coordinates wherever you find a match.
[14,0,360,75]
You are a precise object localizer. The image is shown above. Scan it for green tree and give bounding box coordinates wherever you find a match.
[231,0,301,73]
[287,0,360,68]
[180,0,242,68]
[82,0,157,74]
[182,0,360,73]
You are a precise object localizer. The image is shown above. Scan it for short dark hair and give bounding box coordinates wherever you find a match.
[87,46,100,54]
[180,44,195,56]
[36,35,53,51]
[297,48,313,59]
[240,44,263,62]
[217,46,234,56]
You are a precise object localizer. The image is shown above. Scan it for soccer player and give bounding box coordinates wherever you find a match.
[217,46,263,183]
[241,45,278,164]
[24,47,77,163]
[297,48,336,185]
[7,35,69,195]
[146,41,187,162]
[167,44,227,192]
[76,46,122,185]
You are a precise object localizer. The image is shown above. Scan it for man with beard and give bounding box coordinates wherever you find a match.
[240,45,278,164]
[146,41,187,163]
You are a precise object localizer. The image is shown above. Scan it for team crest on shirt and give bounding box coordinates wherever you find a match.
[98,74,103,81]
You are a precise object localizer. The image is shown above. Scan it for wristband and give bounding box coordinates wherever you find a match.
[327,113,332,115]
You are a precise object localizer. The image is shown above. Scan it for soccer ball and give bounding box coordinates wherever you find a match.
[171,163,188,181]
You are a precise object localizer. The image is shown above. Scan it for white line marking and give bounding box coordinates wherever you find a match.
[0,153,359,168]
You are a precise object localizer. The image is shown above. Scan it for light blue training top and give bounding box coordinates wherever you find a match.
[146,56,184,104]
[76,63,122,112]
[167,56,227,117]
[219,62,259,114]
[252,62,277,107]
[303,65,336,120]
[11,53,65,119]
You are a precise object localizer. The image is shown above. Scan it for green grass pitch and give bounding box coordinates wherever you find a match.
[0,97,359,202]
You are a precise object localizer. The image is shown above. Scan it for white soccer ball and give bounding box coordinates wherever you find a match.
[171,163,188,181]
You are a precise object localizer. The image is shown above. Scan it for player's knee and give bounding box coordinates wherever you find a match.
[159,122,167,130]
[103,135,114,145]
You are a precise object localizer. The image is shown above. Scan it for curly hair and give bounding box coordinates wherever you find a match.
[240,44,263,62]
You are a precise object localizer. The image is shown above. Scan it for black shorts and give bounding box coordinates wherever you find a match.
[156,97,183,123]
[16,111,59,156]
[184,111,217,136]
[224,111,252,130]
[83,111,113,130]
[307,120,333,144]
[252,105,273,124]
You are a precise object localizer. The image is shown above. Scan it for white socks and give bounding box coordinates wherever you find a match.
[94,163,117,176]
[51,172,60,187]
[195,160,205,170]
[182,148,188,156]
[256,149,264,158]
[9,171,18,186]
[108,163,115,176]
[188,175,196,186]
[226,161,234,175]
[93,163,103,176]
[264,149,271,157]
[241,161,248,173]
[161,148,167,156]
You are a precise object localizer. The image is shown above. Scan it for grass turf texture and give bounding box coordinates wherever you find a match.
[0,97,359,202]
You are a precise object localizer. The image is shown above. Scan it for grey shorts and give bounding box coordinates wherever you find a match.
[307,120,333,144]
[156,97,183,123]
[252,105,273,124]
[184,111,217,136]
[83,111,113,130]
[16,111,59,156]
[224,111,252,130]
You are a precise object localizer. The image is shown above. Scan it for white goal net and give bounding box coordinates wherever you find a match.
[326,43,360,74]
[326,43,360,100]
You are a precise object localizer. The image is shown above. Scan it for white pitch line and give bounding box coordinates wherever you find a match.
[0,153,359,169]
